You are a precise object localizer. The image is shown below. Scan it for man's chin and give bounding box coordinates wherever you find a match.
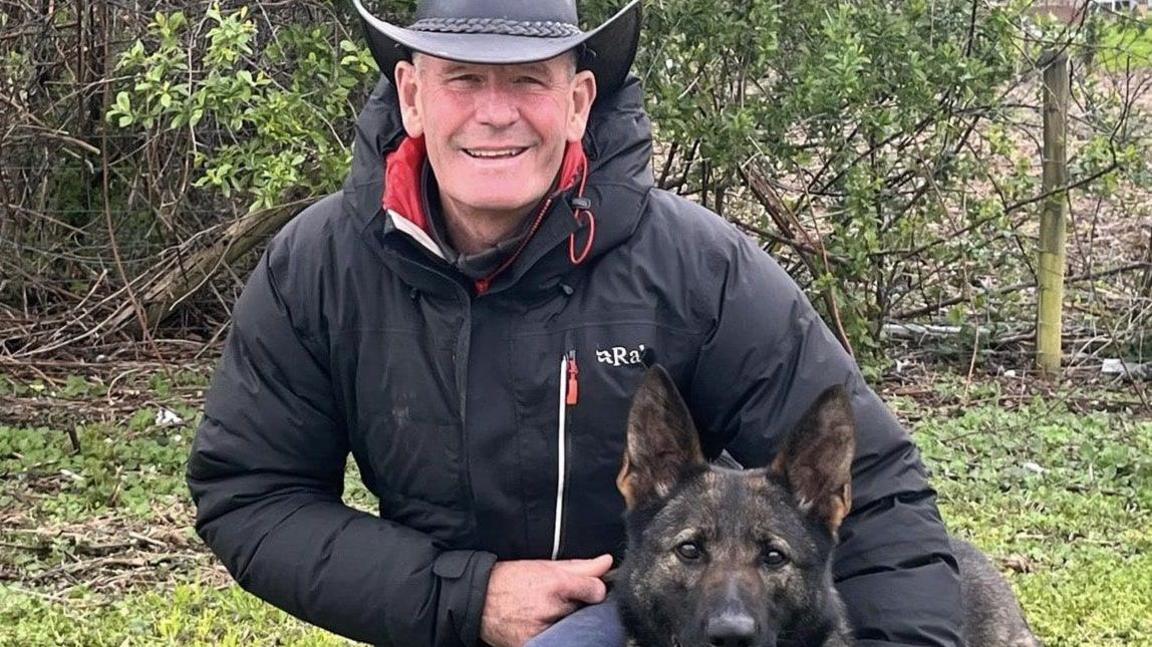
[447,193,547,219]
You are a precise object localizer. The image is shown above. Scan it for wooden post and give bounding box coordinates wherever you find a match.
[1037,50,1070,378]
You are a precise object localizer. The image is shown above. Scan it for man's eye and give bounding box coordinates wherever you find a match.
[515,76,545,86]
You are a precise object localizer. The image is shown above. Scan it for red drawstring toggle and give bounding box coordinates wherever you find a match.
[568,208,595,265]
[567,155,595,266]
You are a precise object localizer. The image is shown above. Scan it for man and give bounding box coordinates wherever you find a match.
[186,1,964,646]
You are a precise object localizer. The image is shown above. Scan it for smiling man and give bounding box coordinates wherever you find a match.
[394,53,594,257]
[187,1,965,646]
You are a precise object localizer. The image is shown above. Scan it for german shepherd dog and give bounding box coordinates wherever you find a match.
[615,366,1041,647]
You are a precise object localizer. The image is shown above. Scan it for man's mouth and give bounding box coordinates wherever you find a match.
[463,147,528,159]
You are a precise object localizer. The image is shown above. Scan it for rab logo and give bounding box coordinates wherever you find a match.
[596,344,646,367]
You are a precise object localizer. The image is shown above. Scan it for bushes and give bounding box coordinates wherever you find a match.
[107,4,376,211]
[1,1,376,350]
[584,0,1146,363]
[2,1,1149,367]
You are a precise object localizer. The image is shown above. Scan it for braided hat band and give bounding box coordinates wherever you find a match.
[353,0,641,95]
[409,17,584,38]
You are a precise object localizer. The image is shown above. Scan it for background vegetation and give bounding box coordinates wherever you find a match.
[2,0,1150,645]
[1,0,1150,365]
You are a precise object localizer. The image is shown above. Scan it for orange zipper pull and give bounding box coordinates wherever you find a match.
[566,352,579,405]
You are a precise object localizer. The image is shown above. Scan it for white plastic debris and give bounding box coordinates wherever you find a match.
[60,469,85,482]
[154,408,184,426]
[1101,359,1151,379]
[1101,359,1126,375]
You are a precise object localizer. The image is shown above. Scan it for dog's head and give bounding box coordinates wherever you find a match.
[616,366,855,647]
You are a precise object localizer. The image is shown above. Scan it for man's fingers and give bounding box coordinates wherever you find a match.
[553,554,614,577]
[543,597,582,623]
[560,573,608,605]
[549,557,611,606]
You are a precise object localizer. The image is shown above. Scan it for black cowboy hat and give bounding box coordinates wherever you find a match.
[351,0,642,95]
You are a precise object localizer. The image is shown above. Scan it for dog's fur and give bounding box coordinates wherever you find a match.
[615,366,1041,647]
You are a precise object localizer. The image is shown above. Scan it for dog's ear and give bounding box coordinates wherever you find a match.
[771,385,856,534]
[617,365,706,509]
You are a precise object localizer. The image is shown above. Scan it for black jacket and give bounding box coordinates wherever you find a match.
[188,76,963,646]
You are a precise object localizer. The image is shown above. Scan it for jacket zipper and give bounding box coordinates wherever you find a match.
[552,350,579,560]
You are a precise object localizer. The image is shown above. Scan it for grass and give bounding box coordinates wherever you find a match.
[0,368,367,646]
[1,367,1150,645]
[890,373,1152,646]
[0,584,350,647]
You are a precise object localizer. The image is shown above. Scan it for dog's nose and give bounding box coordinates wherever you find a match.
[705,612,757,647]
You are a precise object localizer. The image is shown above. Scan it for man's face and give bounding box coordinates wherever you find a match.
[394,53,597,222]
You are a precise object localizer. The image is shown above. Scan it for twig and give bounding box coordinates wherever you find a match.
[97,5,163,366]
[894,262,1152,320]
[963,320,982,405]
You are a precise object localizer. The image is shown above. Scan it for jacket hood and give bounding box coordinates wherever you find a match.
[342,73,654,295]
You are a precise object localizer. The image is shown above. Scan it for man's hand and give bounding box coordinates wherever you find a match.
[479,554,613,647]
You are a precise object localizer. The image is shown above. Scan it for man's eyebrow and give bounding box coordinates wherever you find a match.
[516,62,552,76]
[437,62,478,76]
[434,61,557,79]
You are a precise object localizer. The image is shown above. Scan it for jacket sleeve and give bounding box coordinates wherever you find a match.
[187,243,496,646]
[685,237,963,647]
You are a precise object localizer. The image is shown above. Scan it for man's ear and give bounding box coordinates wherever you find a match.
[394,60,424,137]
[617,365,705,509]
[566,69,597,142]
[770,386,856,534]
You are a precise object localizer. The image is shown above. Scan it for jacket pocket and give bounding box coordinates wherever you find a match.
[347,328,467,512]
[509,318,703,559]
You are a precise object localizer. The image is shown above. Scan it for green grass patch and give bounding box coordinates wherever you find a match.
[0,366,381,645]
[3,368,1150,644]
[0,582,354,646]
[0,417,195,521]
[1017,551,1152,645]
[897,381,1152,647]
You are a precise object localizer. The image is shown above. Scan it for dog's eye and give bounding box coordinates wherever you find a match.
[761,549,788,568]
[674,542,703,561]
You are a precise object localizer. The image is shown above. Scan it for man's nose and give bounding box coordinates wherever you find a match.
[474,86,519,127]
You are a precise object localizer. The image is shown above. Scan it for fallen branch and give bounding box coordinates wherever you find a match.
[893,261,1152,320]
[103,197,317,336]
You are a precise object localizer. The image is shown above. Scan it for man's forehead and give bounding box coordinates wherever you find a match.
[414,52,579,76]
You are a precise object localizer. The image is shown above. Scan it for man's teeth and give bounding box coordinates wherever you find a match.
[465,148,525,158]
